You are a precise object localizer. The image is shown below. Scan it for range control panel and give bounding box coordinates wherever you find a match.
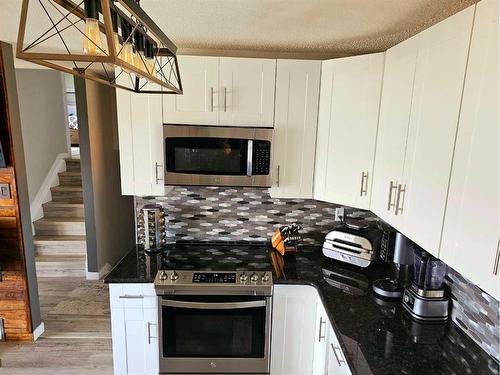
[193,272,236,283]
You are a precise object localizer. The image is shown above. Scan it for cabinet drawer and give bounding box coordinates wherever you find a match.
[109,284,156,309]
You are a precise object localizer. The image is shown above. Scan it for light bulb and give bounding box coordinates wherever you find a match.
[84,18,104,55]
[135,51,147,72]
[121,42,134,69]
[145,57,156,78]
[113,33,121,57]
[83,0,104,55]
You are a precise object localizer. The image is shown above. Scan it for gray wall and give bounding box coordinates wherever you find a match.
[75,77,135,274]
[15,69,68,203]
[0,43,41,330]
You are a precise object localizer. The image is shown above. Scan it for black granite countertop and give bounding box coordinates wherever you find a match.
[104,244,499,375]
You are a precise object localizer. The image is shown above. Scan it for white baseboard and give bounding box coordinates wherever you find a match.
[30,152,70,224]
[86,263,112,280]
[33,321,45,341]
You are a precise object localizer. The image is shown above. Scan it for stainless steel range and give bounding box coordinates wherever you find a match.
[154,268,273,374]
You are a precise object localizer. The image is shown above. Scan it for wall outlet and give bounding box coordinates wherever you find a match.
[334,207,345,222]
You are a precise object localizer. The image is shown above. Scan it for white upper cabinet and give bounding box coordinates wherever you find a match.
[370,34,420,226]
[398,6,475,254]
[163,56,276,127]
[116,75,164,196]
[219,57,276,127]
[440,0,499,297]
[162,56,219,125]
[314,53,385,209]
[270,60,321,199]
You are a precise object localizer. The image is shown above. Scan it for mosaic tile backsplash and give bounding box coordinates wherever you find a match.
[137,186,499,362]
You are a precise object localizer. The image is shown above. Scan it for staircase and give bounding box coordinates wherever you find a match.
[34,158,87,277]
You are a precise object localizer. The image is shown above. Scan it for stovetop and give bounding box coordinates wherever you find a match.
[159,241,273,272]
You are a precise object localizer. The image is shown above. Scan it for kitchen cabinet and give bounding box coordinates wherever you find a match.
[325,324,351,375]
[162,56,276,127]
[271,284,351,375]
[162,56,219,125]
[219,57,276,127]
[397,6,474,254]
[440,0,499,298]
[270,60,321,199]
[314,53,385,209]
[370,34,420,227]
[312,297,328,375]
[109,284,159,375]
[271,284,318,375]
[116,78,164,196]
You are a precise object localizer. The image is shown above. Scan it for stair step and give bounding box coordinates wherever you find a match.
[42,202,85,219]
[65,158,81,173]
[34,235,87,256]
[35,255,86,277]
[34,218,86,236]
[58,171,82,187]
[51,186,83,203]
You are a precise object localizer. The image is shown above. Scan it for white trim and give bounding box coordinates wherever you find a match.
[33,321,45,341]
[86,263,112,281]
[30,152,69,224]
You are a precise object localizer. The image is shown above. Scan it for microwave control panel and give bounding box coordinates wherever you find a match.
[252,141,271,175]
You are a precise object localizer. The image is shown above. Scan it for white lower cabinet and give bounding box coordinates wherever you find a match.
[109,284,159,375]
[271,284,351,375]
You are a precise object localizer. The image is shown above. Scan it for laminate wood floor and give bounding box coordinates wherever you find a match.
[0,277,113,374]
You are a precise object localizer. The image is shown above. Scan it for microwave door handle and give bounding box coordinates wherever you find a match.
[246,140,253,177]
[161,300,266,309]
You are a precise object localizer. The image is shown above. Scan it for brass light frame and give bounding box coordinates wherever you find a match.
[16,0,183,94]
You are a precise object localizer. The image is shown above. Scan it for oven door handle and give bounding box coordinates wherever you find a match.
[246,140,253,177]
[161,299,266,309]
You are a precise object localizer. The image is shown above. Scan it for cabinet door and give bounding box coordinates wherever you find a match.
[270,60,321,199]
[440,0,499,297]
[271,285,318,375]
[110,284,159,375]
[370,35,419,226]
[116,83,135,195]
[326,324,351,375]
[400,6,475,254]
[219,57,276,127]
[162,56,219,125]
[312,298,328,375]
[314,53,384,209]
[130,93,164,196]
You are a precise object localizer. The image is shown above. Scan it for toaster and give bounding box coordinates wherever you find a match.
[322,226,382,268]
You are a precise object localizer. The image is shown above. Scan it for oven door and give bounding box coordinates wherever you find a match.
[159,295,271,374]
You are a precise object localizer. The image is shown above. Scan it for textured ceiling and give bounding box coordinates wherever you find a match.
[0,0,479,59]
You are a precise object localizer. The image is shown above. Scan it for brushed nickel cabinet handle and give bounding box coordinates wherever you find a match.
[155,162,164,184]
[318,317,326,342]
[360,172,368,196]
[395,184,406,215]
[119,295,144,299]
[147,322,157,344]
[331,344,346,366]
[493,239,500,275]
[387,181,397,211]
[223,87,227,112]
[209,87,214,112]
[276,165,280,187]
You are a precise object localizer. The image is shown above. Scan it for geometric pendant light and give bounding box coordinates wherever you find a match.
[16,0,183,94]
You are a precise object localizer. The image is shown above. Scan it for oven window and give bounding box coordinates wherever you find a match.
[162,296,266,358]
[166,137,248,175]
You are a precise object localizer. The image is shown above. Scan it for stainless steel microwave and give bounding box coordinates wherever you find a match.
[163,125,272,187]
